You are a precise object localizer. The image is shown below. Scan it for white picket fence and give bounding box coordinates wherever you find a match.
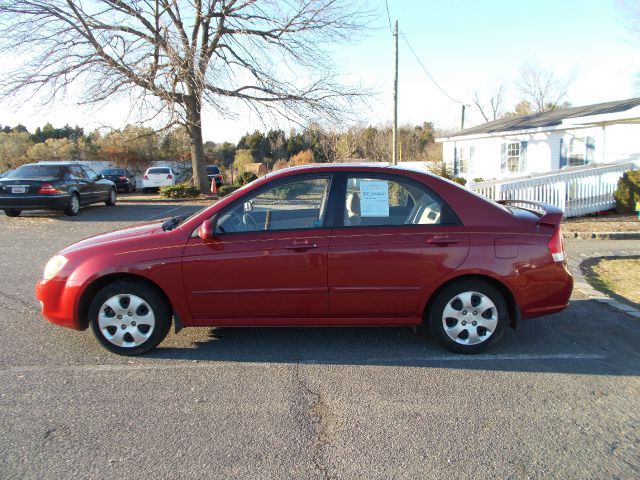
[468,160,639,218]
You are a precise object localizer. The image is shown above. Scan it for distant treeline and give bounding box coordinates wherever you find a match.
[0,121,448,175]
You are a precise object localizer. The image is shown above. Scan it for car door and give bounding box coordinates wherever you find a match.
[182,175,334,322]
[81,165,107,202]
[66,165,95,203]
[328,173,469,323]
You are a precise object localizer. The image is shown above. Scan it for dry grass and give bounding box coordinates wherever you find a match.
[562,214,639,233]
[590,258,640,305]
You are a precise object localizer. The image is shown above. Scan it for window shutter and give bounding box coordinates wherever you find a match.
[500,143,507,173]
[453,146,459,175]
[520,141,528,173]
[559,138,568,169]
[586,136,595,163]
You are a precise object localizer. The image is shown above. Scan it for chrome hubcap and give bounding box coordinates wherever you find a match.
[98,294,155,348]
[71,196,79,212]
[442,291,498,345]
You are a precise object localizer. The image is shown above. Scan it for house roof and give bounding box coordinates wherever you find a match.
[446,98,640,139]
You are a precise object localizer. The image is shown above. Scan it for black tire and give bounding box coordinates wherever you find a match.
[64,193,80,216]
[105,188,117,206]
[4,209,21,217]
[89,280,171,356]
[142,187,149,193]
[429,279,507,354]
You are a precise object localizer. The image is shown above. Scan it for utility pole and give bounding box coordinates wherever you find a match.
[460,104,466,131]
[392,20,399,166]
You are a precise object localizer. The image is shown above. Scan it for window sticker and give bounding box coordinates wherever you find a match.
[359,180,389,217]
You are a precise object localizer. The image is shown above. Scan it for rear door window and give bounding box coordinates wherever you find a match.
[342,175,453,227]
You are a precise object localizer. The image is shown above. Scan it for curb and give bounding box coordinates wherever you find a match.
[569,251,640,320]
[563,231,640,240]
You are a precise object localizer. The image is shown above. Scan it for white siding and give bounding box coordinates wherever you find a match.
[442,121,640,181]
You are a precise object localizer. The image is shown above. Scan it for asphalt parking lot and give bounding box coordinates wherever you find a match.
[1,201,639,479]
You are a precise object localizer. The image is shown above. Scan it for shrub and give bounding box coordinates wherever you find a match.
[614,170,640,213]
[472,177,485,183]
[451,176,467,186]
[236,171,258,186]
[289,149,314,166]
[159,182,200,199]
[218,185,240,197]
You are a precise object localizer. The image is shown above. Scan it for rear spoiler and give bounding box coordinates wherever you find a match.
[497,200,564,227]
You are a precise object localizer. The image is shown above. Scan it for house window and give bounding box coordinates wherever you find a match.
[459,148,469,174]
[568,138,585,166]
[506,142,521,173]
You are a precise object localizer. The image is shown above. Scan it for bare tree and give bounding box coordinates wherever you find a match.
[472,85,506,122]
[515,64,570,113]
[0,1,369,192]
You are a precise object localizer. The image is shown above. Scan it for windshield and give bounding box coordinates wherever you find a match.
[6,164,63,179]
[101,168,125,175]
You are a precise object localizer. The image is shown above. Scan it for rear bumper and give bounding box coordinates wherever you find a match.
[0,194,70,210]
[519,263,574,319]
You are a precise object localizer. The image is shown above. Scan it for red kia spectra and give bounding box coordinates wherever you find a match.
[36,165,573,355]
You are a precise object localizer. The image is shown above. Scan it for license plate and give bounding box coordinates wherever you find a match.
[11,186,26,194]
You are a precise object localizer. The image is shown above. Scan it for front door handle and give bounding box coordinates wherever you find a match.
[427,236,460,246]
[286,241,319,251]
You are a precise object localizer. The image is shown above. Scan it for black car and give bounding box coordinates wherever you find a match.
[206,165,223,187]
[99,167,137,192]
[0,162,117,217]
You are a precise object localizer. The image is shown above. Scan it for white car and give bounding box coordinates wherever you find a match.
[142,167,177,192]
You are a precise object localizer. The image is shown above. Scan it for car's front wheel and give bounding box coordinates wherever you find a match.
[429,280,507,354]
[89,280,171,356]
[4,209,21,217]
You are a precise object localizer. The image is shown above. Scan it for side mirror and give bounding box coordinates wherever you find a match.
[243,201,253,213]
[96,174,104,180]
[198,219,215,240]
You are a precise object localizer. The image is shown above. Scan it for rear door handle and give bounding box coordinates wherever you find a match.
[427,236,460,246]
[286,241,319,251]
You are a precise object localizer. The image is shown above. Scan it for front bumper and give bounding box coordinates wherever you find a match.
[35,277,83,330]
[0,194,70,210]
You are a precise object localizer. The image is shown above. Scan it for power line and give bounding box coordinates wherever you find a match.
[399,31,468,106]
[384,0,393,33]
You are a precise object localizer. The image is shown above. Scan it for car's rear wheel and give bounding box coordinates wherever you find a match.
[89,280,171,356]
[64,193,80,216]
[429,280,507,354]
[4,209,21,217]
[105,188,116,206]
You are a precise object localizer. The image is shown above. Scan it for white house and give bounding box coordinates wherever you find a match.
[437,98,640,181]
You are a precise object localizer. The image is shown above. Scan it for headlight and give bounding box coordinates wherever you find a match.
[43,255,68,280]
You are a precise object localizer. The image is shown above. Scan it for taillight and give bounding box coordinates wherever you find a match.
[118,176,127,181]
[167,174,173,179]
[38,183,60,194]
[144,175,149,180]
[547,227,565,263]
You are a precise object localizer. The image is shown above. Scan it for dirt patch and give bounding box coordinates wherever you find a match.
[581,256,640,307]
[563,214,640,233]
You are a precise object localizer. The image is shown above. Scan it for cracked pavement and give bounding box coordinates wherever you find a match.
[0,203,639,479]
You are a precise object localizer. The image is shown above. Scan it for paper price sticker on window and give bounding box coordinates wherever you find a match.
[359,180,389,217]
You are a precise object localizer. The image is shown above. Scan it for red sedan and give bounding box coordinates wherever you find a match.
[36,165,572,355]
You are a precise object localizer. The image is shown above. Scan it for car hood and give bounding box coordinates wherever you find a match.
[61,221,168,255]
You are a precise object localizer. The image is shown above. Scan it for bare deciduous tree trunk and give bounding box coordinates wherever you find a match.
[0,1,370,192]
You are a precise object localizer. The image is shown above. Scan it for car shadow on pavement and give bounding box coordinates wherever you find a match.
[13,203,206,223]
[143,298,640,376]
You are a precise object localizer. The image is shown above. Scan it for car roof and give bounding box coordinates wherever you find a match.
[265,162,441,181]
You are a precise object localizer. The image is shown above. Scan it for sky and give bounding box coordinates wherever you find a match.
[0,0,638,143]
